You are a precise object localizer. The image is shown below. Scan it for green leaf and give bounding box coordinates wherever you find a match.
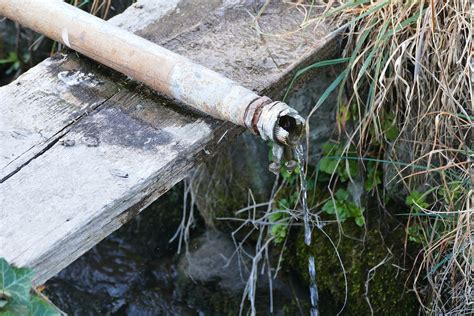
[0,258,34,315]
[355,216,365,227]
[407,225,424,244]
[339,160,359,181]
[319,157,338,174]
[278,198,289,209]
[270,223,288,244]
[335,189,349,201]
[365,163,382,191]
[270,211,283,221]
[384,125,399,141]
[322,200,336,215]
[0,258,61,315]
[406,190,428,211]
[322,142,339,155]
[0,52,19,65]
[30,294,61,316]
[283,57,351,101]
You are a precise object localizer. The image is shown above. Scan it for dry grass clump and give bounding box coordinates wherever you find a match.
[301,0,472,313]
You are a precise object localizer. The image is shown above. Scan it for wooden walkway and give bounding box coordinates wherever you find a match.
[0,0,338,285]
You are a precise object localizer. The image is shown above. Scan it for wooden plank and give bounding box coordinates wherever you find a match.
[0,0,339,285]
[0,55,120,181]
[0,0,179,182]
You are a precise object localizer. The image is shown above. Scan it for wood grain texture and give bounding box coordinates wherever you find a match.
[0,55,120,181]
[0,0,339,285]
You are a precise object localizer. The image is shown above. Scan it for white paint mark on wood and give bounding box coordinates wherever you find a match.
[57,70,101,87]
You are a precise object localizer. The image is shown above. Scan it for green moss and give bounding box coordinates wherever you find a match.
[287,213,419,315]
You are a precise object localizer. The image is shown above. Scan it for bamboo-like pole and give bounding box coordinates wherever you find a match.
[0,0,304,169]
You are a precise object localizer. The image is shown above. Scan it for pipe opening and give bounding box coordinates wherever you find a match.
[275,113,304,147]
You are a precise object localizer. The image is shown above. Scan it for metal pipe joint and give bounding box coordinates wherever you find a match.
[244,97,305,174]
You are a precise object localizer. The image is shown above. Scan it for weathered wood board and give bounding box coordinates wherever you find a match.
[0,0,339,285]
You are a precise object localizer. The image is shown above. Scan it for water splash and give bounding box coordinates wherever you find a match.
[295,145,319,316]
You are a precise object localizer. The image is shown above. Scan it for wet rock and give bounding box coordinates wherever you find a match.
[177,230,304,315]
[178,230,248,292]
[45,280,116,315]
[288,213,420,315]
[122,289,192,315]
[0,19,15,58]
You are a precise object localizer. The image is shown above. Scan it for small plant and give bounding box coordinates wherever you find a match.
[0,258,61,315]
[405,190,429,213]
[321,188,365,227]
[269,211,289,244]
[318,142,358,182]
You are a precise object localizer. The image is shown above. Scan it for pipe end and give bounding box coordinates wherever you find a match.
[250,100,304,147]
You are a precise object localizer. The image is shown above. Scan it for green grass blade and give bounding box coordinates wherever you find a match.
[283,58,351,101]
[323,0,372,17]
[308,69,348,118]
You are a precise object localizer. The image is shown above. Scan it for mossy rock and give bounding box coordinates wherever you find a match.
[191,132,274,236]
[287,213,419,315]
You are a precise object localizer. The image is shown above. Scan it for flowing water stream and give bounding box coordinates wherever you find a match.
[295,145,319,316]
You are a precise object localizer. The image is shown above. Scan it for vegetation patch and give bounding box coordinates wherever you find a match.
[243,0,471,313]
[0,258,61,315]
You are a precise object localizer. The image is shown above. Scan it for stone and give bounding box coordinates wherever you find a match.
[177,230,303,314]
[179,230,247,292]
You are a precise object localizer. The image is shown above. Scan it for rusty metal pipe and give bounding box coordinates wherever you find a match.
[0,0,304,168]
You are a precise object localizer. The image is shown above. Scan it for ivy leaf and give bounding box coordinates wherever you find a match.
[30,294,61,316]
[365,163,382,191]
[0,258,34,315]
[322,142,338,155]
[0,299,8,308]
[0,52,19,65]
[347,160,359,178]
[270,211,283,221]
[407,225,424,244]
[270,224,288,244]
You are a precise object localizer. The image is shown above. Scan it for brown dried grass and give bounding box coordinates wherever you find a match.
[308,0,472,313]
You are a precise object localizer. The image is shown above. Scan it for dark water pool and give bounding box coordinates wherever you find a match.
[45,184,306,315]
[45,184,196,315]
